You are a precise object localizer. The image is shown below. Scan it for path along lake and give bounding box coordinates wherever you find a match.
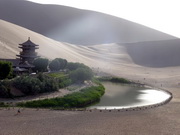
[90,82,171,110]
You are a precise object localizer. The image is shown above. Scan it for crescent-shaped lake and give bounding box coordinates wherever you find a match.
[90,82,171,110]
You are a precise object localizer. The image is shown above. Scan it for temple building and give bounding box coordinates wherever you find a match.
[16,37,39,69]
[0,37,39,73]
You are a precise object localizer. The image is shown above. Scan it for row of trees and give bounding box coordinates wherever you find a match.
[0,58,94,97]
[33,58,67,72]
[0,58,93,81]
[12,63,93,96]
[33,58,94,83]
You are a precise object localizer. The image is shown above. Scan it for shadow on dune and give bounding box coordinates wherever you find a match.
[0,0,176,45]
[124,39,180,67]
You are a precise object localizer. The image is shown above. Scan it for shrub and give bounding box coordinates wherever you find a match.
[110,77,131,83]
[39,76,59,93]
[0,102,10,107]
[97,77,131,84]
[0,61,12,80]
[13,76,41,95]
[12,74,59,95]
[67,62,89,71]
[46,72,72,88]
[0,80,11,98]
[58,77,72,88]
[0,82,9,98]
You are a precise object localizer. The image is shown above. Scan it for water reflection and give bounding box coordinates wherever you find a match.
[90,82,171,109]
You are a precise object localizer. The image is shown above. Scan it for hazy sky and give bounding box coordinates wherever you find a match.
[27,0,180,38]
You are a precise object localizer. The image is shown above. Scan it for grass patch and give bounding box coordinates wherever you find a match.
[46,72,72,88]
[17,84,105,109]
[47,72,67,78]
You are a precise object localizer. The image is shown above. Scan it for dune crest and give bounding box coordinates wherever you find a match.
[0,0,176,45]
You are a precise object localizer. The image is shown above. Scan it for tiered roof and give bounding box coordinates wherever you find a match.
[19,37,39,49]
[16,37,39,67]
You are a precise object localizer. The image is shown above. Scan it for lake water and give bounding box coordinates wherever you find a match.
[89,82,171,110]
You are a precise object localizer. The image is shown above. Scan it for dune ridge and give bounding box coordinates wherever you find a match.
[0,0,177,45]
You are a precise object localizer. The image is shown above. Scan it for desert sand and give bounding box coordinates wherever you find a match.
[0,19,180,134]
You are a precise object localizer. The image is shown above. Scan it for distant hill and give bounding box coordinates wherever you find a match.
[0,0,177,45]
[124,39,180,67]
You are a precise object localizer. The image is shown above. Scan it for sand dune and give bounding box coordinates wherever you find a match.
[0,0,176,45]
[1,19,180,69]
[1,19,180,135]
[0,19,134,70]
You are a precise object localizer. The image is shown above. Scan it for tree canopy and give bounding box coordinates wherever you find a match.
[70,67,93,83]
[49,58,68,71]
[33,58,49,72]
[49,59,61,71]
[55,58,67,70]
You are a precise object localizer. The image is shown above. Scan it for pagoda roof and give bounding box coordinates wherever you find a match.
[19,37,39,47]
[18,61,35,68]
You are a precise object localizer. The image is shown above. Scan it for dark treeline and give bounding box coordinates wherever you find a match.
[0,58,94,98]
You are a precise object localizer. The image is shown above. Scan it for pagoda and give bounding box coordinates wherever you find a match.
[16,37,39,68]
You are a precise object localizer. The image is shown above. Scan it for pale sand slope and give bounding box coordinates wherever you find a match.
[0,19,180,134]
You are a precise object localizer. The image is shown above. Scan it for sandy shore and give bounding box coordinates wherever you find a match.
[0,103,179,135]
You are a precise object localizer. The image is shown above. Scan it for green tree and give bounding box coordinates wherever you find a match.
[55,58,67,70]
[49,59,60,71]
[70,68,93,83]
[33,58,49,72]
[0,61,12,80]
